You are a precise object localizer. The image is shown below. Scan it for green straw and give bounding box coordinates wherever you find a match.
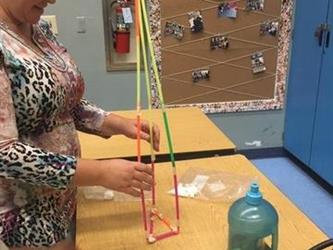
[139,13,155,162]
[140,0,176,167]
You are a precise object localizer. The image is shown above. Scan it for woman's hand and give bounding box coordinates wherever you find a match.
[121,118,160,152]
[98,159,154,197]
[101,113,160,151]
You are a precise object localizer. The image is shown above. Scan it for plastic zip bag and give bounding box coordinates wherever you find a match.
[81,186,114,200]
[81,186,152,202]
[169,167,256,202]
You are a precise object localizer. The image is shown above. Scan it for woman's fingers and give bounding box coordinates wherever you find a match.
[133,165,153,185]
[130,163,154,191]
[140,122,160,152]
[133,171,153,185]
[134,163,153,175]
[123,187,141,197]
[152,124,160,151]
[131,179,152,191]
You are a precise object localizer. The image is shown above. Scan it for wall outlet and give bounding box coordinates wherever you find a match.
[41,15,58,35]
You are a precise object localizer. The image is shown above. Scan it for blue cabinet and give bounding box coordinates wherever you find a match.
[284,0,333,185]
[310,2,333,185]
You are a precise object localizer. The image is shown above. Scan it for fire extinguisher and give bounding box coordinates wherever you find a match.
[111,0,132,54]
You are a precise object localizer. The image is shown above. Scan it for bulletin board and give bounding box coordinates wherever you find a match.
[149,0,293,113]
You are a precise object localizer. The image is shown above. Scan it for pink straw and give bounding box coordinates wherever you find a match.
[154,231,179,241]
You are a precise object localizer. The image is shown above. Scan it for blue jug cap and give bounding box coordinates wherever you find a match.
[245,182,263,205]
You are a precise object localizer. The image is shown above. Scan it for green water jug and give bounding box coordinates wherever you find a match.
[228,183,278,250]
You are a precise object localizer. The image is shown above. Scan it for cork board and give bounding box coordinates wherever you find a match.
[150,0,293,113]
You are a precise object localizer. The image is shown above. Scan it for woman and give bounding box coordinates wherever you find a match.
[0,0,160,249]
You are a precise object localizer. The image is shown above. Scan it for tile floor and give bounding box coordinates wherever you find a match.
[251,157,333,238]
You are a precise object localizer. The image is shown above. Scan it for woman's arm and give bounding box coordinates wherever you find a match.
[100,113,161,152]
[74,158,153,197]
[71,99,110,138]
[0,67,153,194]
[72,100,160,151]
[71,102,160,151]
[0,60,76,190]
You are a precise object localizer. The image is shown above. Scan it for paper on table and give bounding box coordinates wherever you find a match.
[168,175,209,198]
[191,175,210,191]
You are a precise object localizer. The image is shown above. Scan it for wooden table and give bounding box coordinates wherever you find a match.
[78,107,236,162]
[76,155,328,250]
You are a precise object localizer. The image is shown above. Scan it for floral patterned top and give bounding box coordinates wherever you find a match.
[0,20,107,248]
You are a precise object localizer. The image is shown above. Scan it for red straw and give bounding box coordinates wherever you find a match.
[151,162,156,204]
[137,112,147,231]
[149,210,154,234]
[173,174,180,231]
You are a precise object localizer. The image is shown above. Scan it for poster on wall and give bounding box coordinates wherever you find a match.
[149,0,293,113]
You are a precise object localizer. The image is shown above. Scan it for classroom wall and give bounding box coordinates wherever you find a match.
[46,0,284,150]
[46,0,146,111]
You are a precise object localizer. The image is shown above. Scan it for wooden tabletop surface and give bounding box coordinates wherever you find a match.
[76,155,328,250]
[78,107,236,161]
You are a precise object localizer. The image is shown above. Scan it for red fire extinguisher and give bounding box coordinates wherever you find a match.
[111,0,132,54]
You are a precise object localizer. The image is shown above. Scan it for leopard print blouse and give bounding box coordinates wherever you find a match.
[0,20,107,248]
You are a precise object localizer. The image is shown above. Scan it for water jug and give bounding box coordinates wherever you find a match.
[228,183,278,250]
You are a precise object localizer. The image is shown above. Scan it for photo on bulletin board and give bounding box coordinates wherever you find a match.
[148,0,294,113]
[102,0,139,71]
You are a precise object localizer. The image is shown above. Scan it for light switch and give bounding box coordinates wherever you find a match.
[76,16,86,33]
[41,15,58,35]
